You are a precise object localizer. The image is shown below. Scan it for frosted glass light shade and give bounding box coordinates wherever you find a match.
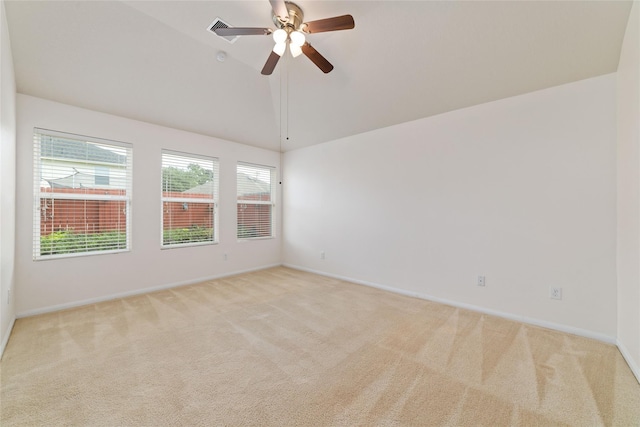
[290,43,303,58]
[273,42,286,56]
[272,29,287,44]
[290,31,305,47]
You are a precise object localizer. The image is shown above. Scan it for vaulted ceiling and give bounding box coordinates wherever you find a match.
[5,1,632,152]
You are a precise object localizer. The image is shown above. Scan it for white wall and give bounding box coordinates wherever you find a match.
[284,74,618,339]
[15,95,281,316]
[617,0,640,380]
[0,0,16,357]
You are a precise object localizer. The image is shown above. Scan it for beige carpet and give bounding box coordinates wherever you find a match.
[1,267,639,426]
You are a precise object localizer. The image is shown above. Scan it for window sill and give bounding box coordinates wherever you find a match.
[161,241,219,250]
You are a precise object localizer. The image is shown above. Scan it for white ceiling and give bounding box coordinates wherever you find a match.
[5,1,632,152]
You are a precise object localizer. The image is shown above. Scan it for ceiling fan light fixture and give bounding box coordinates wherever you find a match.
[273,42,287,56]
[273,28,287,44]
[215,1,355,74]
[290,30,305,47]
[290,43,303,58]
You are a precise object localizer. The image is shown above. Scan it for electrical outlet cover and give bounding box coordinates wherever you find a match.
[550,287,562,300]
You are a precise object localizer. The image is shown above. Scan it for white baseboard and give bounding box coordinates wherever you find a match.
[617,339,640,384]
[16,263,282,318]
[1,316,16,361]
[283,263,617,345]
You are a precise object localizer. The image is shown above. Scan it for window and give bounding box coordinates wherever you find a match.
[33,129,132,259]
[162,151,218,247]
[237,162,275,239]
[94,166,110,186]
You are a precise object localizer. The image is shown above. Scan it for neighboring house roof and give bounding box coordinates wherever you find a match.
[182,181,215,196]
[182,174,269,197]
[41,136,125,164]
[236,173,270,196]
[45,171,100,189]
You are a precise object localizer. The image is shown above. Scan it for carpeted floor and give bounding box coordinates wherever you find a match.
[1,267,639,426]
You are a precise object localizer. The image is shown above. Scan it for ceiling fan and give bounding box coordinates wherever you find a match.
[214,0,355,75]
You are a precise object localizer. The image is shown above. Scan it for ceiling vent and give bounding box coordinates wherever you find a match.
[208,18,239,44]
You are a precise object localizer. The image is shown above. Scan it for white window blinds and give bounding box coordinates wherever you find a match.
[237,162,275,239]
[162,151,219,247]
[33,129,132,259]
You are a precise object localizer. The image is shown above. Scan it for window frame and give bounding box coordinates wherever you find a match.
[33,128,133,260]
[236,161,276,241]
[161,149,219,249]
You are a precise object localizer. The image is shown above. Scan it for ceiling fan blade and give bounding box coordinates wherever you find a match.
[270,0,289,20]
[215,27,272,37]
[261,51,281,75]
[303,15,355,34]
[301,43,334,74]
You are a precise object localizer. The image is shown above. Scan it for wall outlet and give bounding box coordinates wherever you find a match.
[320,251,325,260]
[550,287,562,300]
[477,276,486,287]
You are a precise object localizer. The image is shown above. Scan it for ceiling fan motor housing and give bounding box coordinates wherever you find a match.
[273,1,304,32]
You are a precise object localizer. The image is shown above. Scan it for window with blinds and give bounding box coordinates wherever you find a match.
[33,129,132,260]
[237,162,275,239]
[162,151,218,247]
